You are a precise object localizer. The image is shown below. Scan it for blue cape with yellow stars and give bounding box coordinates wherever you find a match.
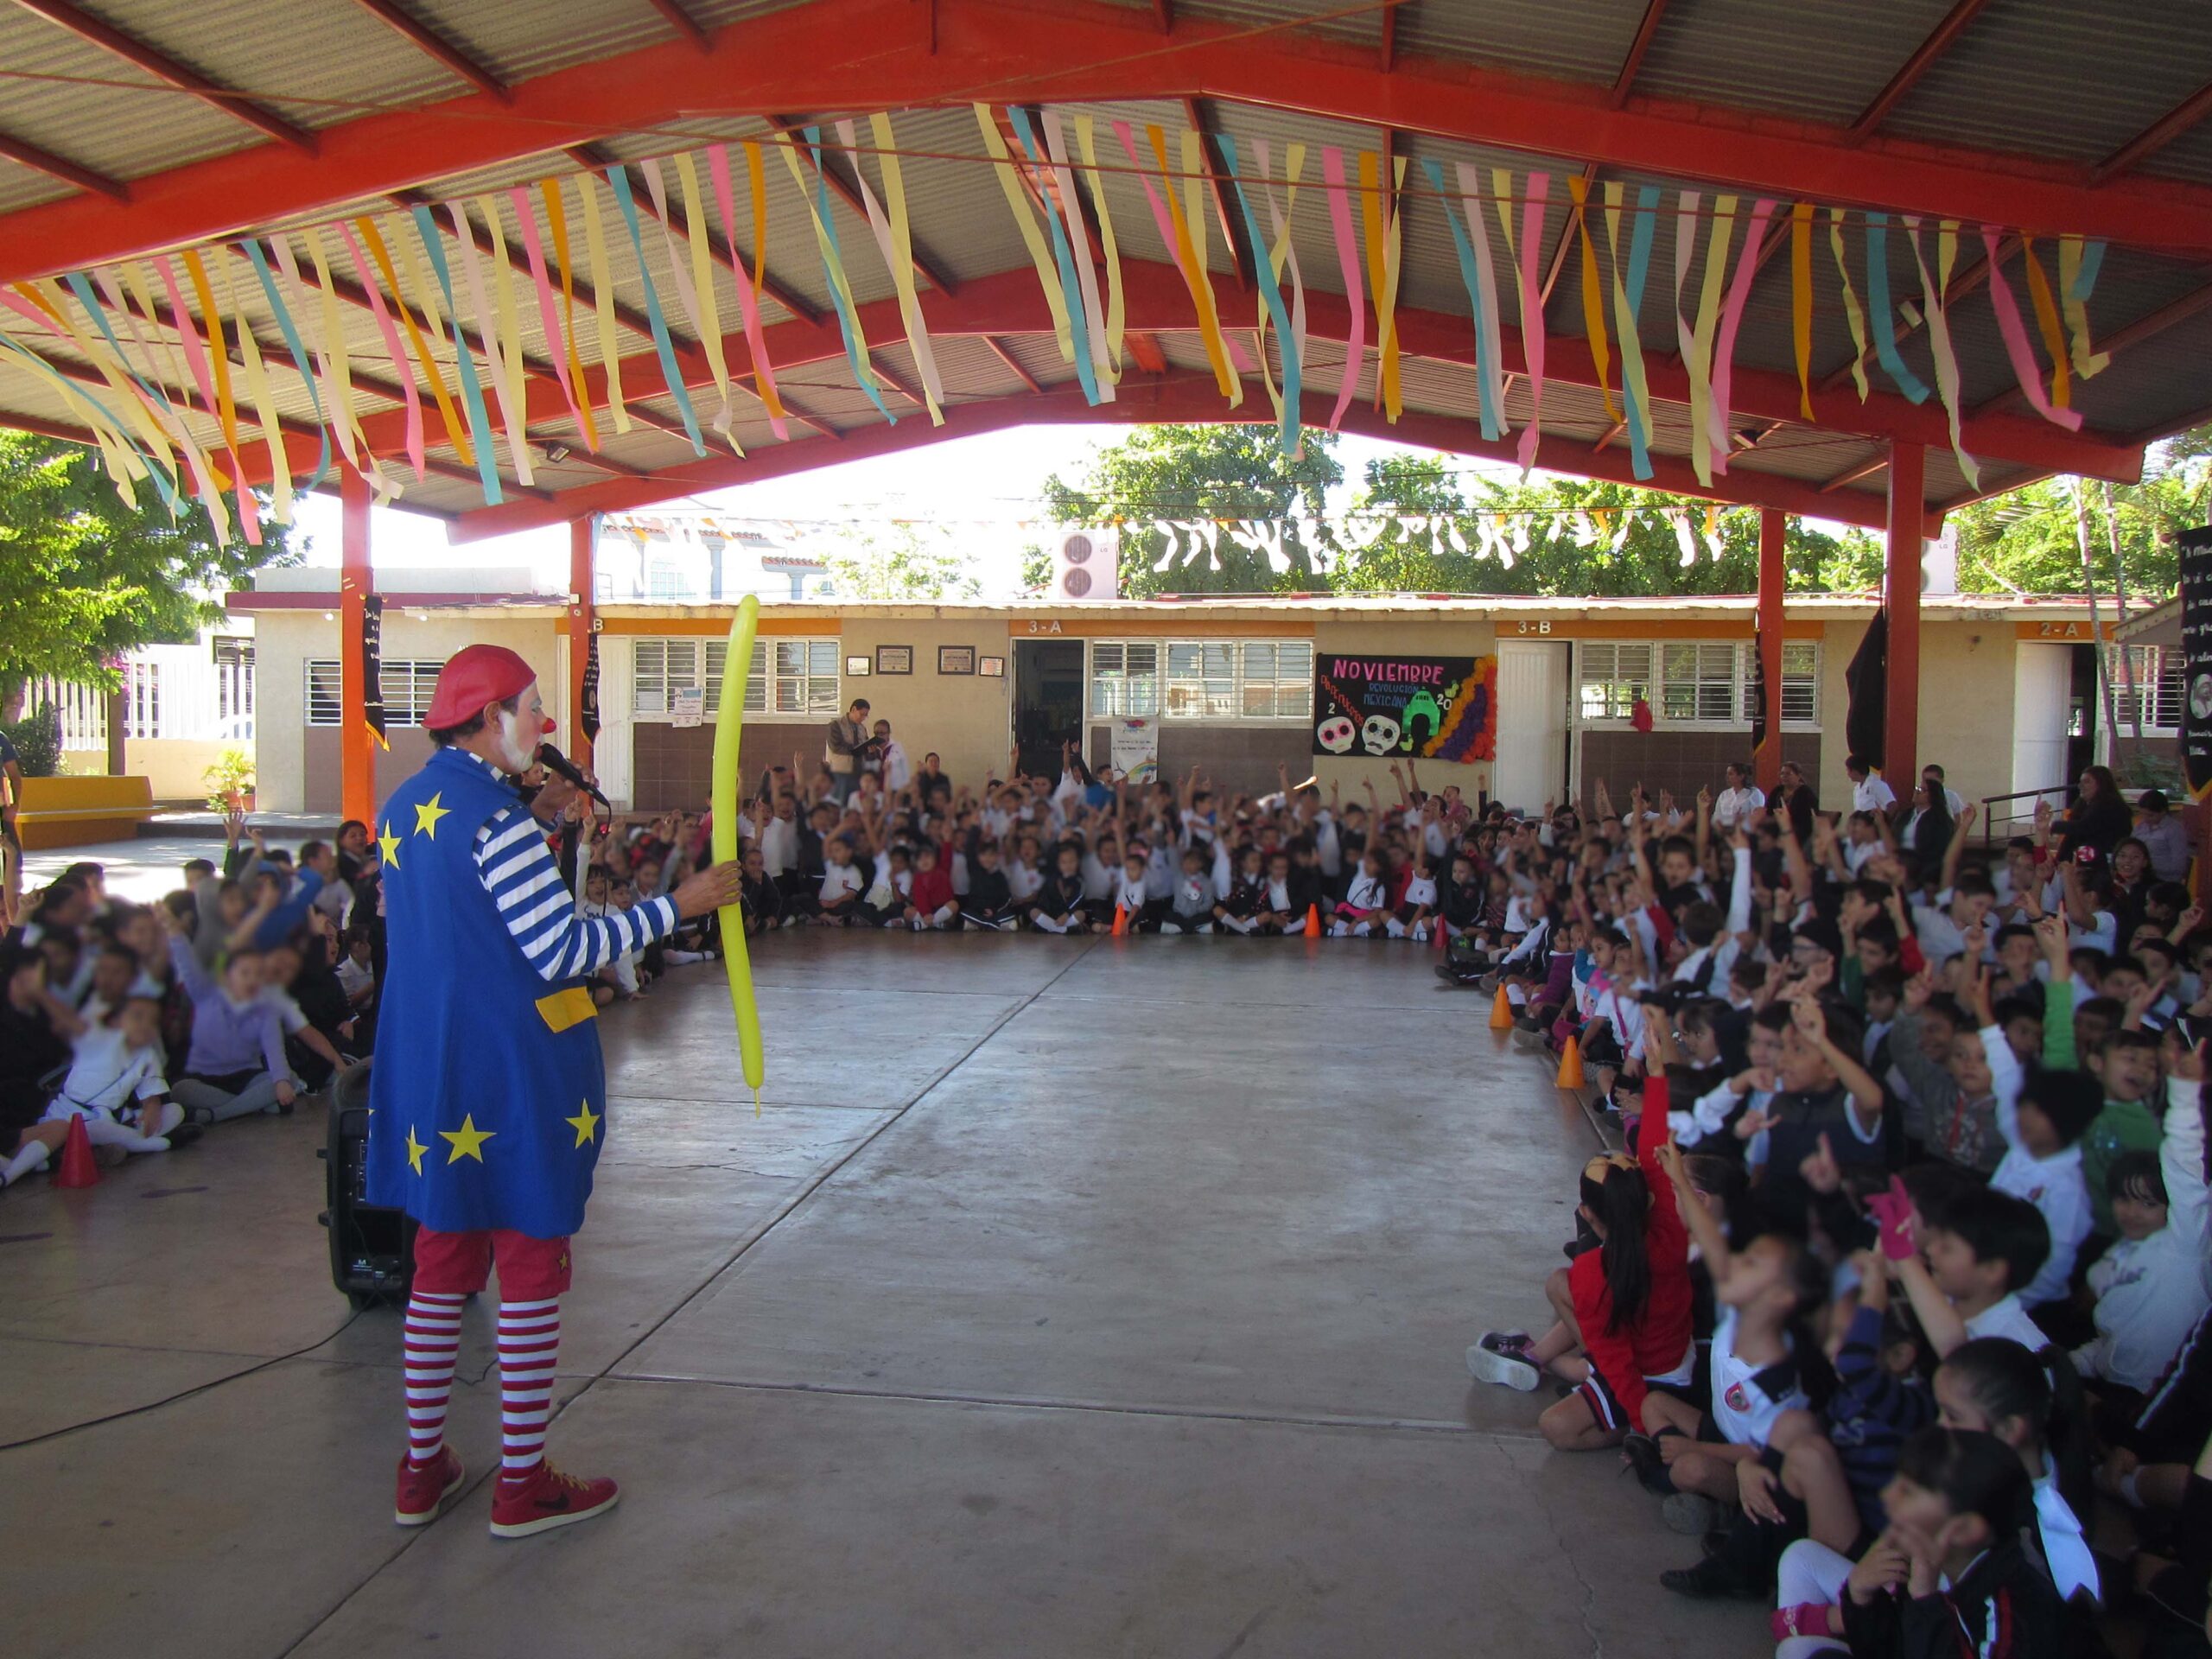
[364,747,606,1238]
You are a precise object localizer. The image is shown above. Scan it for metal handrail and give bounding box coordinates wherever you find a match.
[1976,784,2074,847]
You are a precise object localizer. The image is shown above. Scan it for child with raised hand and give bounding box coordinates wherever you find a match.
[1387,849,1438,941]
[1747,996,1886,1227]
[2081,1024,2164,1245]
[1887,1183,2053,1359]
[1987,1063,2097,1315]
[1630,1138,1824,1537]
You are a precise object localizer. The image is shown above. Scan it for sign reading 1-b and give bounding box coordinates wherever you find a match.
[1313,653,1497,763]
[2180,526,2212,798]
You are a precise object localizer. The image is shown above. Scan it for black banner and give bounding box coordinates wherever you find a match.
[581,627,601,742]
[360,594,388,749]
[1749,625,1771,761]
[1843,607,1887,768]
[2181,526,2212,797]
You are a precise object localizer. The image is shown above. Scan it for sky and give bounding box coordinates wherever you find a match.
[285,424,1526,598]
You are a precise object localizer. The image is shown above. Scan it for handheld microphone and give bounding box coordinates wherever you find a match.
[536,742,611,811]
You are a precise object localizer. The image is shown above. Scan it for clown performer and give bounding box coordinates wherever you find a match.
[365,645,741,1539]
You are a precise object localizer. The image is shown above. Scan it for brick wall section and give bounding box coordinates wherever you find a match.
[1088,725,1311,798]
[1579,730,1821,808]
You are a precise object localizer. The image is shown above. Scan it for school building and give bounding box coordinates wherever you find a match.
[227,565,2170,827]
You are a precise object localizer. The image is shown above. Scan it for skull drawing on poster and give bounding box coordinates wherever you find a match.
[1316,714,1357,753]
[1360,713,1400,755]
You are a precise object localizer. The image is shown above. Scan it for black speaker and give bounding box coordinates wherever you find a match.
[317,1060,416,1308]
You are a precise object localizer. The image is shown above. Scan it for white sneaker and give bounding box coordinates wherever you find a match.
[1465,1333,1541,1391]
[1160,921,1183,934]
[1410,925,1428,944]
[1329,920,1349,938]
[1195,922,1214,934]
[1352,921,1371,937]
[1385,919,1406,938]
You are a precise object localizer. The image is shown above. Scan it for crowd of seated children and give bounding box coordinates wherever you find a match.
[1451,759,2212,1657]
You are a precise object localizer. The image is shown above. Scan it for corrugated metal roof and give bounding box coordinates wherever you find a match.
[1396,0,1646,87]
[1632,0,1957,129]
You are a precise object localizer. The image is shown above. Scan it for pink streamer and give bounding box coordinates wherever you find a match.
[334,221,425,480]
[510,186,583,441]
[1320,146,1366,435]
[1707,198,1777,476]
[149,253,257,542]
[708,143,789,441]
[1108,118,1251,376]
[1516,173,1550,472]
[1980,227,2084,432]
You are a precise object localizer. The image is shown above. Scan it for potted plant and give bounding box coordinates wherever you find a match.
[203,747,256,813]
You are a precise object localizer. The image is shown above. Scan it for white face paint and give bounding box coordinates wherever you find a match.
[497,702,540,772]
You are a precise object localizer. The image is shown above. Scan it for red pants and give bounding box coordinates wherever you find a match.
[412,1225,573,1301]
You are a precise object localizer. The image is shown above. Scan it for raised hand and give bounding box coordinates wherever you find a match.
[1798,1131,1842,1195]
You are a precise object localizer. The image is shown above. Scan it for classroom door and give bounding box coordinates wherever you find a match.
[1013,639,1085,778]
[2012,644,2072,808]
[1493,640,1570,813]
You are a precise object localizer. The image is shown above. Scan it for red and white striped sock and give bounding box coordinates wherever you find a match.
[497,1297,561,1481]
[402,1290,467,1470]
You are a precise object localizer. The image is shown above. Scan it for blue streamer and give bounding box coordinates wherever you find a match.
[801,127,897,426]
[62,273,182,423]
[408,205,504,503]
[600,168,706,454]
[2069,238,2107,304]
[1863,213,1931,404]
[0,329,184,516]
[1007,107,1100,408]
[1220,135,1302,454]
[1420,158,1501,442]
[1623,185,1661,479]
[240,239,331,495]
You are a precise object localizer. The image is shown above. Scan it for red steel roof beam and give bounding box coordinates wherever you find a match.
[1818,452,1890,493]
[1609,0,1670,108]
[1844,0,1993,143]
[1378,0,1399,74]
[644,0,712,52]
[10,0,316,153]
[984,334,1044,393]
[0,129,127,200]
[346,0,511,102]
[1183,99,1255,292]
[2091,78,2212,184]
[1969,272,2212,416]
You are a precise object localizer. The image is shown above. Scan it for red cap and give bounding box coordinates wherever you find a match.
[423,645,539,729]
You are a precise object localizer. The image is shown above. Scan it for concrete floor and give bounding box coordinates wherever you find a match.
[1,934,1767,1659]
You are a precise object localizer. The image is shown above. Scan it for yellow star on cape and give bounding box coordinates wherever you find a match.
[565,1099,601,1147]
[377,821,402,868]
[440,1114,495,1164]
[404,1126,427,1175]
[412,791,449,839]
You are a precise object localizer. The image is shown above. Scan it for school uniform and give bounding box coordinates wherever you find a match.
[1028,871,1090,933]
[1836,1541,2066,1659]
[1702,1307,1808,1450]
[1162,870,1216,933]
[963,867,1015,930]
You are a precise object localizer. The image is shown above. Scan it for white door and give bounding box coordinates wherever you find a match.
[2012,645,2071,813]
[1494,641,1570,813]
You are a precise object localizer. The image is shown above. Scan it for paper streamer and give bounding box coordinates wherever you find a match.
[1567,175,1618,423]
[861,113,949,419]
[538,179,601,450]
[232,310,291,522]
[1863,213,1931,404]
[1122,121,1236,403]
[1319,146,1366,432]
[1219,133,1298,452]
[92,265,227,516]
[166,251,260,540]
[333,222,423,476]
[982,105,1079,368]
[1511,171,1550,472]
[705,144,787,439]
[1902,217,1977,490]
[1359,149,1405,421]
[2018,237,2070,410]
[710,594,767,1114]
[0,327,156,511]
[1455,162,1508,442]
[1074,115,1128,381]
[576,174,630,435]
[1600,182,1659,480]
[410,204,505,502]
[511,185,585,441]
[464,198,535,485]
[1252,138,1309,457]
[779,130,896,424]
[10,283,179,513]
[1008,107,1099,404]
[1423,159,1500,440]
[1789,201,1814,419]
[1690,195,1735,482]
[1826,207,1872,403]
[363,215,475,469]
[2056,235,2111,382]
[672,152,741,445]
[1039,110,1114,397]
[604,163,707,451]
[1981,227,2082,431]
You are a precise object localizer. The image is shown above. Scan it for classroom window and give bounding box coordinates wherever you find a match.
[1577,642,1654,722]
[2114,645,2183,733]
[1090,639,1310,721]
[305,660,342,726]
[632,637,838,717]
[304,659,448,727]
[1089,641,1160,716]
[213,636,255,723]
[1662,643,1740,722]
[1779,641,1819,726]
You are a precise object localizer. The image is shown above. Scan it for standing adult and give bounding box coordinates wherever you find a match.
[823,697,871,805]
[1712,762,1764,830]
[366,645,739,1539]
[2056,765,2133,860]
[1919,762,1966,817]
[1845,754,1897,817]
[1776,760,1819,842]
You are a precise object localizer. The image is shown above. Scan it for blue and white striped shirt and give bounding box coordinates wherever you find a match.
[454,750,677,981]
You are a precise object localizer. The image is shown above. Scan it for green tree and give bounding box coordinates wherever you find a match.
[0,433,296,716]
[822,524,982,601]
[1947,473,2189,599]
[1040,426,1344,595]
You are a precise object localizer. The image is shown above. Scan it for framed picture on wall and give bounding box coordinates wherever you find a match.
[845,655,872,676]
[938,645,976,676]
[978,655,1006,678]
[875,645,913,676]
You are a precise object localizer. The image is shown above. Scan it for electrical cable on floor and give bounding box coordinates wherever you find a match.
[0,1304,376,1452]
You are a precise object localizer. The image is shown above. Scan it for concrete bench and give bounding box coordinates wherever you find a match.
[14,775,157,849]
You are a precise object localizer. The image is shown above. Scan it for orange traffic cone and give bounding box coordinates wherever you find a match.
[1433,919,1448,950]
[54,1113,100,1188]
[1302,904,1322,938]
[1489,986,1515,1030]
[1112,903,1128,938]
[1554,1033,1586,1089]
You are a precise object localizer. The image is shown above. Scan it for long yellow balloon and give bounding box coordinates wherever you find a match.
[710,594,766,1110]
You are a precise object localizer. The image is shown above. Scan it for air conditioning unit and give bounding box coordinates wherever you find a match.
[1051,528,1118,601]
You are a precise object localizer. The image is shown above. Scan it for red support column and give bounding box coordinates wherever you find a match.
[1756,508,1786,794]
[1884,441,1925,791]
[568,516,595,769]
[340,463,376,826]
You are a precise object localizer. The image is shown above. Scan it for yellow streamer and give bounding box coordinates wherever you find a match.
[478,195,537,485]
[1686,194,1736,486]
[672,152,740,447]
[1568,175,1618,423]
[540,179,601,450]
[1923,220,1978,491]
[710,594,767,1114]
[1826,207,1872,403]
[1789,201,1814,419]
[116,262,231,531]
[1148,124,1237,404]
[232,315,291,524]
[1074,114,1127,374]
[1491,166,1517,257]
[740,142,788,429]
[868,113,944,423]
[976,106,1076,365]
[2019,237,2070,410]
[297,229,364,469]
[2056,235,2111,382]
[1358,150,1405,420]
[23,278,179,484]
[179,251,241,458]
[0,342,143,505]
[1600,183,1654,455]
[772,136,886,409]
[359,216,474,465]
[575,175,630,435]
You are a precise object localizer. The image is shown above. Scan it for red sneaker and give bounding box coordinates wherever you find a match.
[489,1460,620,1539]
[394,1447,465,1527]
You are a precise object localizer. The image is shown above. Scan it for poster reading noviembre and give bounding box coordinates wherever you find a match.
[1312,654,1497,763]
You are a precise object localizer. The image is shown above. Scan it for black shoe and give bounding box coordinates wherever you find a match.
[1623,1433,1676,1497]
[1659,1557,1764,1601]
[166,1122,205,1148]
